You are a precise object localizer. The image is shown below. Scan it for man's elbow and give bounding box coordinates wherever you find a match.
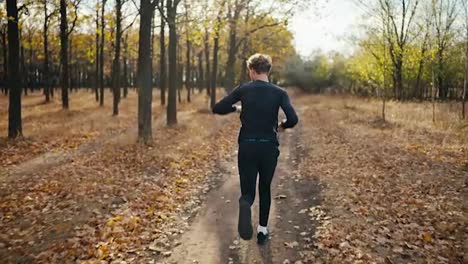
[288,115,299,128]
[290,115,299,127]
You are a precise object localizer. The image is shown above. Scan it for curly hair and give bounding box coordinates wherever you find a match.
[246,53,272,74]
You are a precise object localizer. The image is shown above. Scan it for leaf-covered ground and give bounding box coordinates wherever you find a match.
[0,91,466,264]
[296,96,467,264]
[0,91,238,263]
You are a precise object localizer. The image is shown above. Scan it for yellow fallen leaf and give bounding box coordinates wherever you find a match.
[106,215,123,226]
[98,244,108,259]
[422,233,433,243]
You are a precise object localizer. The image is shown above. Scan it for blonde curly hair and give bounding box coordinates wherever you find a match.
[246,53,272,74]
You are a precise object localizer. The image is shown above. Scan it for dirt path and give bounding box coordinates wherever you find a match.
[163,107,321,264]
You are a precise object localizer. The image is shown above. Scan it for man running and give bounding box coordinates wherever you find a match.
[212,53,298,244]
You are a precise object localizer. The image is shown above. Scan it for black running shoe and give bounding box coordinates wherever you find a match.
[238,198,253,240]
[257,232,269,245]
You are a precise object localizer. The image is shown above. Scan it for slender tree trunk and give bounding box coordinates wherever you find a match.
[112,0,122,116]
[7,0,22,138]
[95,4,99,102]
[150,11,155,87]
[159,3,167,105]
[137,0,154,143]
[69,37,73,92]
[204,29,210,95]
[197,51,203,92]
[225,16,238,92]
[99,0,107,106]
[211,36,219,109]
[186,39,191,103]
[177,54,182,103]
[211,12,222,109]
[123,34,128,98]
[415,58,425,100]
[395,58,403,100]
[43,3,51,103]
[431,62,436,123]
[436,50,447,99]
[20,33,26,96]
[60,0,69,109]
[463,32,467,119]
[166,0,178,125]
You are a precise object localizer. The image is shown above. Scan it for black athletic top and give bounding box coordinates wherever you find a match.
[212,80,298,144]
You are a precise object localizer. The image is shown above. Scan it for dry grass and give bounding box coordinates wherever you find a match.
[340,96,467,137]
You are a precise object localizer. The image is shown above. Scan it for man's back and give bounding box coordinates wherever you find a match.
[212,80,298,144]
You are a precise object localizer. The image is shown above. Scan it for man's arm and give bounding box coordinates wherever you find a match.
[279,91,298,129]
[212,86,242,115]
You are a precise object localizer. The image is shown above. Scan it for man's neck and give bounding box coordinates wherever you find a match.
[253,75,269,82]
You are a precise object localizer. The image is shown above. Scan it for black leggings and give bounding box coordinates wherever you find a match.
[238,142,279,227]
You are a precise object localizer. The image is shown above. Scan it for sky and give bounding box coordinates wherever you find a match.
[289,0,364,57]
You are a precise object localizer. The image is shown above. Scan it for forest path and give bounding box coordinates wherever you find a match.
[162,106,322,264]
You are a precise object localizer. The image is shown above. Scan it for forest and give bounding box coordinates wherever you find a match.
[286,0,468,117]
[0,0,467,263]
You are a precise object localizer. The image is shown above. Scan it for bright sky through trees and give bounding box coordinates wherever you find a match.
[290,0,363,56]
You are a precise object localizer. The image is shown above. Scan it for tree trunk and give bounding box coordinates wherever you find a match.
[197,51,203,92]
[436,50,447,99]
[166,0,178,125]
[137,0,154,143]
[177,59,182,103]
[95,4,99,102]
[211,13,222,109]
[225,17,238,93]
[43,3,51,103]
[204,29,210,95]
[69,37,73,91]
[186,39,191,103]
[112,0,122,116]
[123,34,128,98]
[20,34,26,96]
[60,0,69,109]
[415,58,425,100]
[394,57,403,100]
[159,2,167,105]
[150,11,155,87]
[7,0,22,138]
[99,0,107,106]
[463,31,467,119]
[1,31,7,95]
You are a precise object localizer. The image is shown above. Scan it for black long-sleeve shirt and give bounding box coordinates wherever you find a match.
[212,80,298,144]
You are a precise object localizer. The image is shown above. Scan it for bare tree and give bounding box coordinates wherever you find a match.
[137,0,159,143]
[431,0,458,99]
[166,0,182,125]
[99,0,107,106]
[379,0,419,100]
[159,0,167,105]
[94,0,100,102]
[112,0,127,115]
[59,0,81,109]
[41,0,56,103]
[211,0,226,108]
[7,0,22,138]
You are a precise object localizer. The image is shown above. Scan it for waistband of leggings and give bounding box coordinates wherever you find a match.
[239,138,274,143]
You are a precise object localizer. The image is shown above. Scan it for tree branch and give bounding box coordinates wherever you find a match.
[68,0,82,37]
